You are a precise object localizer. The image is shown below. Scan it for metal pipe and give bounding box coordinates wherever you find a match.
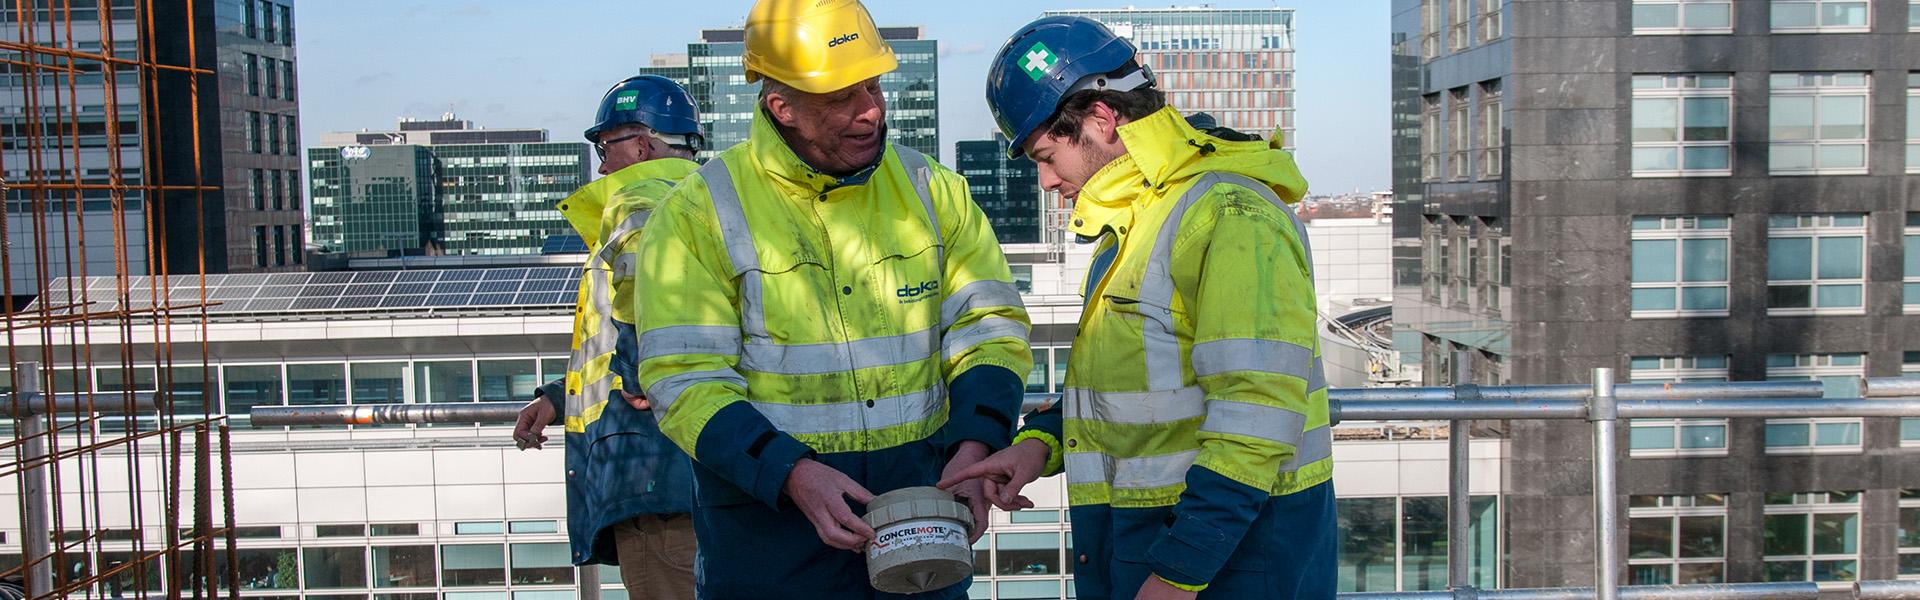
[250,402,528,426]
[1330,380,1823,403]
[1618,398,1920,419]
[1864,377,1920,399]
[1590,368,1620,600]
[1337,581,1821,600]
[578,565,601,600]
[1447,351,1472,591]
[17,362,52,597]
[1853,580,1920,599]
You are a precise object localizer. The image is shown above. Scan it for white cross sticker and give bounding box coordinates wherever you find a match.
[1023,48,1051,73]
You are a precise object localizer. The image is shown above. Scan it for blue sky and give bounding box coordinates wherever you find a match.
[297,1,1389,194]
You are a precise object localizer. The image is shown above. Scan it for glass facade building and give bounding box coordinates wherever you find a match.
[1044,7,1297,151]
[636,27,940,160]
[954,134,1042,244]
[306,118,590,257]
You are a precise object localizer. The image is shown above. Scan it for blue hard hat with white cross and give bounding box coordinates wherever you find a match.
[985,16,1153,159]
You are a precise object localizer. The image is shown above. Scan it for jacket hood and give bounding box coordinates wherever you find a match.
[1068,106,1308,239]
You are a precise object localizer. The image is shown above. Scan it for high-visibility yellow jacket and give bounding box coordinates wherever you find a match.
[632,109,1033,510]
[1015,107,1331,592]
[541,157,699,566]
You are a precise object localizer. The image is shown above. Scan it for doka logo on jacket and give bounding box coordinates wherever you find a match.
[828,32,861,47]
[896,280,939,302]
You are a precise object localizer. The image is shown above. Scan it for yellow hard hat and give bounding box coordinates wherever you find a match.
[743,0,897,94]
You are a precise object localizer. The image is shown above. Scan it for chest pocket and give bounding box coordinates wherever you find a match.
[868,225,944,326]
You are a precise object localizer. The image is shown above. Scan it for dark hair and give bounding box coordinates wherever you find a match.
[1040,86,1166,141]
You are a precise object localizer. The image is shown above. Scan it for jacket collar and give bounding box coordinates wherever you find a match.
[747,106,886,197]
[557,157,698,250]
[1067,105,1311,240]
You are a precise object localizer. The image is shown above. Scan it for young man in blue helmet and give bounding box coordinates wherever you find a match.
[942,16,1336,600]
[510,74,704,599]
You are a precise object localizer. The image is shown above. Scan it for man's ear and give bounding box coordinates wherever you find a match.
[1090,101,1123,144]
[764,92,797,128]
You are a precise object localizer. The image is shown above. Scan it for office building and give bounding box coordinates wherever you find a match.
[636,26,939,160]
[307,117,590,257]
[1390,0,1920,589]
[223,0,307,272]
[1044,6,1298,151]
[955,134,1042,245]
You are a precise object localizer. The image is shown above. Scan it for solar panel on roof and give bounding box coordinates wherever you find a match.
[227,274,271,286]
[431,282,477,294]
[424,293,471,306]
[530,267,571,279]
[472,294,515,305]
[483,268,529,281]
[352,271,398,283]
[476,281,519,294]
[515,292,553,304]
[524,279,571,292]
[396,271,440,283]
[300,285,345,298]
[389,283,432,295]
[381,295,426,308]
[441,270,484,282]
[211,287,255,300]
[247,298,294,312]
[345,284,389,296]
[292,297,337,310]
[208,301,247,313]
[266,273,311,286]
[258,285,304,298]
[336,296,380,309]
[310,272,353,284]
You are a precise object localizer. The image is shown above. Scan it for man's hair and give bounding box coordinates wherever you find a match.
[1041,87,1166,142]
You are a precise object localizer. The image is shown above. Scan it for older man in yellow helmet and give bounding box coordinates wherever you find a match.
[630,0,1033,598]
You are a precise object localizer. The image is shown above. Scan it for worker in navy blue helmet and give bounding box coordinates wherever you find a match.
[942,16,1334,600]
[511,74,703,599]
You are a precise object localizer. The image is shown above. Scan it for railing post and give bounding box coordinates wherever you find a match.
[1449,351,1474,592]
[579,565,601,600]
[1589,367,1620,600]
[16,362,53,597]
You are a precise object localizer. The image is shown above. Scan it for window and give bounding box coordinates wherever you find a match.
[995,532,1061,576]
[372,545,436,588]
[244,0,256,37]
[1763,491,1860,582]
[1478,81,1502,178]
[1340,496,1499,592]
[251,169,265,210]
[1629,494,1727,584]
[477,359,538,402]
[303,547,366,588]
[1904,353,1920,445]
[1912,0,1920,28]
[370,523,421,537]
[1025,349,1048,394]
[1422,0,1441,58]
[507,520,558,534]
[1767,214,1866,314]
[1632,74,1733,176]
[1772,0,1870,32]
[454,522,504,535]
[1770,73,1870,174]
[287,362,345,414]
[415,361,475,404]
[247,111,261,153]
[233,547,299,590]
[1629,356,1730,456]
[1633,0,1734,33]
[1906,214,1920,311]
[508,543,571,585]
[260,0,278,42]
[1478,224,1505,312]
[267,113,281,156]
[1766,354,1865,454]
[270,169,284,210]
[284,115,298,156]
[273,226,287,267]
[245,54,259,96]
[1449,221,1471,306]
[223,364,282,424]
[1422,94,1441,181]
[1478,0,1502,41]
[441,545,506,587]
[1448,88,1470,180]
[1448,0,1472,51]
[279,3,294,46]
[1631,216,1731,316]
[1907,74,1918,172]
[1901,490,1920,578]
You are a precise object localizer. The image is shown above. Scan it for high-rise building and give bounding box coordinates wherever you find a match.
[0,0,304,300]
[1044,6,1297,151]
[1390,0,1920,590]
[954,134,1042,245]
[307,117,590,257]
[222,0,306,272]
[636,26,939,160]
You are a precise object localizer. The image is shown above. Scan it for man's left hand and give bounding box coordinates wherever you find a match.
[941,440,992,543]
[622,391,650,411]
[1134,575,1200,600]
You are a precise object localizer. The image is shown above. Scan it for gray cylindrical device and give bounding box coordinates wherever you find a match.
[863,486,975,594]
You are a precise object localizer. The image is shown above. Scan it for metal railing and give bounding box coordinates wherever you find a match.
[242,368,1920,600]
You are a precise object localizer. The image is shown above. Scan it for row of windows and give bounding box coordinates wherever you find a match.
[1630,212,1920,317]
[243,52,295,100]
[249,168,301,211]
[253,224,303,269]
[246,110,299,156]
[1419,216,1509,316]
[1628,490,1920,585]
[1628,353,1920,457]
[243,0,295,46]
[1420,81,1503,181]
[1420,0,1504,58]
[1632,0,1920,34]
[1633,72,1915,177]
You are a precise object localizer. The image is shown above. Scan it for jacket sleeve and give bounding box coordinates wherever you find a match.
[928,166,1032,453]
[632,177,812,509]
[1145,184,1324,588]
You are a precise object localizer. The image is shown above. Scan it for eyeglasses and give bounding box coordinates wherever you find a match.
[593,133,644,159]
